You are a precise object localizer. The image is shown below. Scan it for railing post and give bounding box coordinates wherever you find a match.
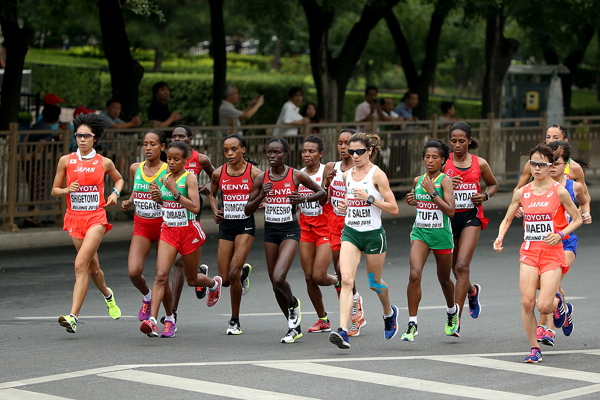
[431,114,438,139]
[228,119,236,134]
[2,123,20,231]
[487,112,494,167]
[370,116,376,134]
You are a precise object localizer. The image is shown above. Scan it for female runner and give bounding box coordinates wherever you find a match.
[328,132,399,349]
[210,133,261,335]
[245,137,326,344]
[51,113,123,333]
[121,129,169,322]
[494,143,582,363]
[536,141,591,346]
[444,122,498,335]
[140,141,222,338]
[298,136,338,333]
[322,129,365,337]
[402,139,458,342]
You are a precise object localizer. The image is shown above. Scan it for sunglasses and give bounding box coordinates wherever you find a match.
[529,160,552,169]
[75,132,95,140]
[348,148,369,156]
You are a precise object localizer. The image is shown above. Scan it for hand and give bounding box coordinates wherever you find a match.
[121,199,131,211]
[199,183,211,196]
[301,117,310,125]
[258,202,266,210]
[66,180,79,193]
[287,191,305,205]
[326,168,337,182]
[171,111,182,121]
[544,232,562,246]
[515,206,524,219]
[338,199,347,215]
[369,103,376,113]
[582,212,592,224]
[470,193,484,206]
[450,175,463,187]
[353,188,369,202]
[149,181,162,202]
[105,193,118,207]
[163,175,177,193]
[422,175,435,195]
[493,237,503,253]
[213,209,224,224]
[255,95,264,107]
[131,116,142,127]
[405,189,416,206]
[260,181,273,197]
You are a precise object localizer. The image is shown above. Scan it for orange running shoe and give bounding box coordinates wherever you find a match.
[348,315,366,336]
[308,319,331,333]
[351,294,364,323]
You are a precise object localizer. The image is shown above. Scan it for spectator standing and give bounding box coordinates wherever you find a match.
[273,87,308,137]
[355,86,386,132]
[438,101,457,130]
[394,91,419,122]
[301,102,320,133]
[36,93,66,129]
[99,99,142,129]
[218,85,264,134]
[147,82,181,129]
[380,98,403,122]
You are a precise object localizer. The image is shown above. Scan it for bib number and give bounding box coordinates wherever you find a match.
[416,209,444,228]
[454,190,477,210]
[265,204,293,223]
[70,188,100,211]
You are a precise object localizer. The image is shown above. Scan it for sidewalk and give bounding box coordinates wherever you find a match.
[1,187,597,251]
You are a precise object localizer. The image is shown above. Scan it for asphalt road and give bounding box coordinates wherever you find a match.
[2,205,600,399]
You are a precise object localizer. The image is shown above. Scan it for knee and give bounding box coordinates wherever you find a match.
[173,258,184,269]
[155,269,170,285]
[304,272,315,285]
[522,297,536,314]
[455,259,469,276]
[128,267,142,282]
[340,273,354,290]
[271,274,286,291]
[537,300,554,315]
[74,260,89,274]
[408,271,421,286]
[368,272,386,294]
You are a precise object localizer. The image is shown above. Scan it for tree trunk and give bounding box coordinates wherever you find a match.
[98,0,144,120]
[209,0,226,126]
[0,0,31,130]
[153,24,166,73]
[481,7,519,118]
[272,28,283,71]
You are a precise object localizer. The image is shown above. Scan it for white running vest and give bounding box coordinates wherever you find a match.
[329,161,346,217]
[344,165,384,232]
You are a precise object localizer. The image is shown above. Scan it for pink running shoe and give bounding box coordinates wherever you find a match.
[206,276,222,307]
[138,299,151,321]
[536,325,547,343]
[308,319,331,333]
[140,319,158,337]
[161,320,176,338]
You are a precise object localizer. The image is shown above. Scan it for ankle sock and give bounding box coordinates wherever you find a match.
[164,315,175,323]
[447,305,457,314]
[143,290,152,302]
[353,292,360,301]
[409,316,417,324]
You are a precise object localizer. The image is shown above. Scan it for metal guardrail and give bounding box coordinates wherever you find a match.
[1,115,599,231]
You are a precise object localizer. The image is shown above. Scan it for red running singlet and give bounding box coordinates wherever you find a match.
[219,162,253,220]
[66,152,106,212]
[263,167,297,224]
[521,181,569,247]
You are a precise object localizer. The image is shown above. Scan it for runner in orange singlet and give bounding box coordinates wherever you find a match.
[494,144,582,363]
[51,113,124,334]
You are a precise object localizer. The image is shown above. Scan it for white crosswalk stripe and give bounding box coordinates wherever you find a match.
[0,388,73,399]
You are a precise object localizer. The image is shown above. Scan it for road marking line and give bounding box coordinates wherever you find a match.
[0,366,134,390]
[256,362,535,400]
[538,383,600,400]
[14,316,137,320]
[0,389,73,400]
[427,356,600,383]
[99,370,319,400]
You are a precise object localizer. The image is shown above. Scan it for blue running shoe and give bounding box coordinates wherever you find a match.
[541,329,555,346]
[562,303,574,337]
[329,328,350,349]
[468,283,482,319]
[525,347,542,363]
[553,292,566,328]
[384,305,399,340]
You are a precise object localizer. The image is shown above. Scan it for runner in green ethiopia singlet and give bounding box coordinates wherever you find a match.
[410,173,453,250]
[133,161,168,219]
[160,171,196,227]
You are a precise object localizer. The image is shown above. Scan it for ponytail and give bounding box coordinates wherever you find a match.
[349,132,382,160]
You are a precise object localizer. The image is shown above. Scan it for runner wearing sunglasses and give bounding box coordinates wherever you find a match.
[51,113,124,333]
[328,132,399,349]
[494,143,582,363]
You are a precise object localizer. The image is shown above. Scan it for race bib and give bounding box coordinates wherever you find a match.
[454,183,477,210]
[345,199,373,228]
[524,213,553,242]
[223,193,250,220]
[416,201,443,228]
[298,186,322,217]
[162,201,189,227]
[134,192,162,218]
[70,185,100,211]
[265,203,293,223]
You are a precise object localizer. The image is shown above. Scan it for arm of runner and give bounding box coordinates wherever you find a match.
[209,167,223,224]
[245,172,269,215]
[545,186,583,246]
[103,157,124,207]
[289,169,327,205]
[337,171,349,215]
[122,162,140,211]
[573,181,592,224]
[494,188,523,253]
[369,168,398,216]
[471,157,498,205]
[176,173,201,215]
[322,162,336,189]
[51,155,75,197]
[198,154,215,196]
[250,165,266,209]
[405,176,419,206]
[149,181,162,204]
[514,162,532,192]
[423,174,454,218]
[571,162,591,203]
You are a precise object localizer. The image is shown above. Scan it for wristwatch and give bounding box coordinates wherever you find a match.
[173,192,181,201]
[430,191,439,199]
[366,195,375,205]
[484,192,490,201]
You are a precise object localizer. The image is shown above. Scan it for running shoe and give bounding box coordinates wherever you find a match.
[334,274,341,299]
[138,299,151,321]
[160,308,178,325]
[452,324,461,338]
[536,325,547,342]
[384,305,399,340]
[195,264,209,300]
[541,329,555,346]
[308,319,331,333]
[329,328,350,349]
[445,304,460,336]
[288,298,302,329]
[227,320,242,335]
[351,294,364,323]
[140,318,159,337]
[281,326,303,344]
[468,283,482,319]
[348,315,366,337]
[553,292,566,328]
[525,347,542,363]
[104,288,121,320]
[562,303,574,337]
[401,321,418,341]
[160,320,176,338]
[206,276,223,307]
[241,263,252,296]
[58,314,77,333]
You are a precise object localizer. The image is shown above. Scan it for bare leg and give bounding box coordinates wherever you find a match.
[407,240,430,317]
[171,253,186,310]
[265,240,299,317]
[452,226,480,318]
[365,252,392,315]
[434,251,455,308]
[338,242,361,330]
[300,241,336,319]
[128,235,153,296]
